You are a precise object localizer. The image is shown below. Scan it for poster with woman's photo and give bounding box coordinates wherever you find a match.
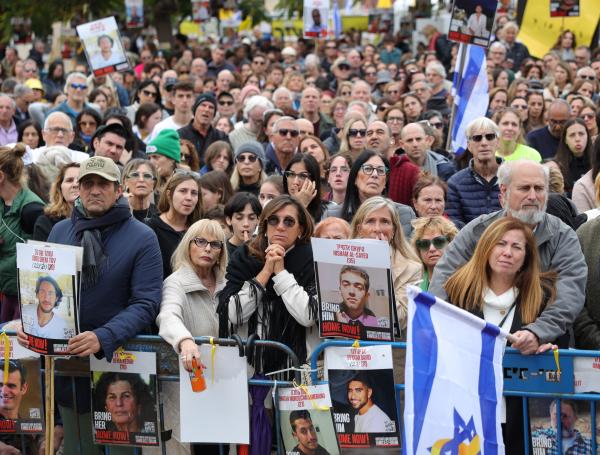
[278,384,341,455]
[550,0,580,17]
[0,337,43,434]
[76,16,131,76]
[90,351,159,447]
[17,242,80,356]
[312,238,395,342]
[448,0,499,48]
[325,345,400,450]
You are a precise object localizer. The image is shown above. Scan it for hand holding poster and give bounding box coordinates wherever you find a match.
[312,238,395,341]
[76,17,131,77]
[17,242,81,355]
[0,337,43,435]
[448,0,498,48]
[325,345,399,449]
[278,384,341,455]
[90,351,159,447]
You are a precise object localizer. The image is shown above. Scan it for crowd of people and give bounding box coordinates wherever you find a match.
[0,10,599,454]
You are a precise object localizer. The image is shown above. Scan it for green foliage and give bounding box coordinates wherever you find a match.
[238,0,270,25]
[275,0,303,19]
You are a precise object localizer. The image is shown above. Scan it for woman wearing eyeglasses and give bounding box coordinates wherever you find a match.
[350,196,421,329]
[146,172,203,277]
[230,141,267,196]
[338,113,368,161]
[411,216,458,291]
[218,195,318,375]
[492,108,541,163]
[157,219,227,454]
[121,159,159,223]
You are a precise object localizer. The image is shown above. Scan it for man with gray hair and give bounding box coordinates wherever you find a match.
[46,72,91,126]
[272,87,294,112]
[526,99,571,159]
[425,61,449,99]
[12,84,34,126]
[229,95,274,149]
[265,116,299,175]
[488,41,508,68]
[0,94,17,146]
[431,159,587,355]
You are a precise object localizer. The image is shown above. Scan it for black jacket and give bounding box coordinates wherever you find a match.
[177,123,229,165]
[145,214,185,278]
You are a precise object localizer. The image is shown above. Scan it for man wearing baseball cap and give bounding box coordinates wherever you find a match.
[178,92,229,164]
[26,156,163,451]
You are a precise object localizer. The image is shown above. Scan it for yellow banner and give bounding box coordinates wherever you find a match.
[519,0,600,59]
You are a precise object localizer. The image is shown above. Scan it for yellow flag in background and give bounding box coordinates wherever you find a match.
[519,0,600,59]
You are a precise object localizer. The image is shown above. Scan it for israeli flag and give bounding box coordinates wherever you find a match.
[404,286,507,455]
[451,43,489,156]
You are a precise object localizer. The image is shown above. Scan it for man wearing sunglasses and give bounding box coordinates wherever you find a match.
[445,117,503,228]
[217,91,236,121]
[46,72,92,126]
[400,122,454,181]
[266,116,300,175]
[431,159,586,357]
[526,99,571,159]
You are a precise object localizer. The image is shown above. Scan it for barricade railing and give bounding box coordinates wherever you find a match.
[7,333,300,455]
[309,339,600,454]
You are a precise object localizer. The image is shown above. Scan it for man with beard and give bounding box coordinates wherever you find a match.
[430,159,587,356]
[229,95,273,150]
[21,275,72,339]
[289,410,330,455]
[347,374,394,433]
[531,400,592,454]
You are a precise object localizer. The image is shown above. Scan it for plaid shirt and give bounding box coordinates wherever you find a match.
[531,427,593,455]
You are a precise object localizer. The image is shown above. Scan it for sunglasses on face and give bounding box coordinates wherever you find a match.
[338,64,350,71]
[219,100,234,106]
[141,89,157,97]
[267,215,297,228]
[469,133,497,142]
[580,75,596,81]
[429,121,444,129]
[348,128,367,137]
[278,129,300,138]
[236,154,258,163]
[415,236,449,251]
[191,237,223,250]
[70,83,87,90]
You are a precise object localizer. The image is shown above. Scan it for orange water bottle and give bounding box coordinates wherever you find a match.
[190,357,206,392]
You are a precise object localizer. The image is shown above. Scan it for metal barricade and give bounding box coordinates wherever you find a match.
[11,334,300,455]
[309,339,600,454]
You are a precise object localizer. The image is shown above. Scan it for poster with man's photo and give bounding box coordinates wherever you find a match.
[303,0,329,39]
[312,238,395,342]
[76,16,131,76]
[17,242,81,356]
[550,0,580,17]
[529,397,597,454]
[325,345,400,450]
[448,0,499,48]
[278,384,341,455]
[90,350,159,447]
[0,337,43,434]
[125,0,144,28]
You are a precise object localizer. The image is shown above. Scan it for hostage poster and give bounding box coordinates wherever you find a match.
[90,350,159,447]
[278,384,341,455]
[0,337,43,435]
[76,17,131,76]
[312,238,395,342]
[17,242,80,355]
[325,345,400,450]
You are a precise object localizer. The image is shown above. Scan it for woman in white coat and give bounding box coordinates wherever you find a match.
[157,219,227,455]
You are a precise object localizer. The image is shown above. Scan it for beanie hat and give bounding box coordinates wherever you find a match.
[234,141,265,168]
[146,129,181,163]
[193,93,217,115]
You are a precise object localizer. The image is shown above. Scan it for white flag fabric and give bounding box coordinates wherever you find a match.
[450,43,489,156]
[403,286,507,455]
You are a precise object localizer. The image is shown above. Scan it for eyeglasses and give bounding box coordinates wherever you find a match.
[549,118,568,126]
[141,89,157,97]
[219,100,234,106]
[191,238,223,250]
[386,89,400,95]
[365,71,376,76]
[329,165,350,174]
[70,83,87,90]
[45,127,72,135]
[360,164,388,176]
[128,171,156,181]
[348,128,367,137]
[415,236,449,251]
[285,170,311,181]
[267,215,297,228]
[236,154,258,163]
[582,113,595,120]
[469,133,497,142]
[278,129,300,138]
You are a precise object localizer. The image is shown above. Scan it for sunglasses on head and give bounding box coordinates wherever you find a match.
[469,133,497,142]
[236,154,258,163]
[267,215,297,228]
[348,128,366,137]
[415,236,449,251]
[278,129,299,138]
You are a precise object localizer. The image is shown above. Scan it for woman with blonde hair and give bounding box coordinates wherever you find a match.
[33,162,80,241]
[411,216,458,291]
[350,196,422,329]
[157,218,227,454]
[492,107,542,162]
[338,112,369,161]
